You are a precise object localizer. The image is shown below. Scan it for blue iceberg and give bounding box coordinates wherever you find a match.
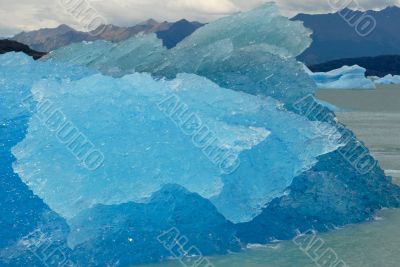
[12,71,340,223]
[68,184,240,266]
[307,65,376,89]
[1,4,399,267]
[375,74,400,85]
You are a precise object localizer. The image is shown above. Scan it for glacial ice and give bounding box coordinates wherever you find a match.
[0,52,91,256]
[307,65,376,89]
[68,184,241,266]
[9,3,337,224]
[0,52,94,123]
[45,3,315,103]
[12,71,341,222]
[374,74,400,85]
[1,3,400,267]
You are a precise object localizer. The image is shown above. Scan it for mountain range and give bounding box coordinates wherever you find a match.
[293,6,400,65]
[11,19,204,52]
[4,6,400,70]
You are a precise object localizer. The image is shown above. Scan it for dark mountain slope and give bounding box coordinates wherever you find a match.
[156,19,204,48]
[293,7,400,65]
[11,24,86,52]
[0,39,46,59]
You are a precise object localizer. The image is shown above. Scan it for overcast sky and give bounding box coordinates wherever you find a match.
[0,0,399,36]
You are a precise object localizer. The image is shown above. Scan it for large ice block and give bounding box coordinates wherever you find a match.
[1,3,399,267]
[12,72,341,222]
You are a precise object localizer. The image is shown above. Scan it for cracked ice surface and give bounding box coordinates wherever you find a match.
[12,72,341,222]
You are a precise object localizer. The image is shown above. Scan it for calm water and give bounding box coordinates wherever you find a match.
[141,85,400,267]
[141,209,400,267]
[317,85,400,184]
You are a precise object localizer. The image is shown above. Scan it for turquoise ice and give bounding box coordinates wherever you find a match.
[45,3,315,102]
[1,3,399,266]
[12,72,341,222]
[307,65,376,89]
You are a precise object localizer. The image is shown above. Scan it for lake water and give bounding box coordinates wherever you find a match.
[141,209,400,267]
[141,85,400,267]
[317,85,400,184]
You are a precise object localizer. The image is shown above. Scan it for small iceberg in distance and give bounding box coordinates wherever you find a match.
[375,74,400,85]
[307,65,376,89]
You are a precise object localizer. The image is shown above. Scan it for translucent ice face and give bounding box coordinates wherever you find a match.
[11,72,340,222]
